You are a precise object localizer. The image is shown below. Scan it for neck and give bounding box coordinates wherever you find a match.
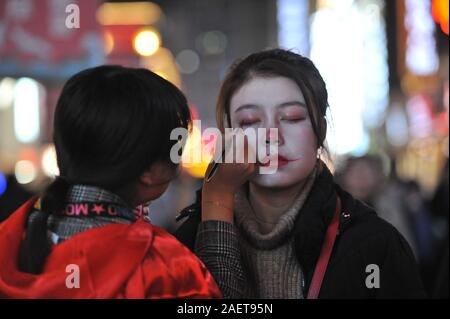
[248,178,308,227]
[115,183,141,208]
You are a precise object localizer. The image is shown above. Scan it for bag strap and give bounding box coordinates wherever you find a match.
[307,196,342,299]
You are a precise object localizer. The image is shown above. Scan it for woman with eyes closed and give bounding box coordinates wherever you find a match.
[175,49,426,299]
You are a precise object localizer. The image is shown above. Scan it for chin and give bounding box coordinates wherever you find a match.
[250,164,315,189]
[250,172,304,189]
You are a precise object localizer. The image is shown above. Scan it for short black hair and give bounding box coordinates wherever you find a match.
[19,65,191,274]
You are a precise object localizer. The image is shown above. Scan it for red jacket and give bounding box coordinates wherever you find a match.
[0,199,221,299]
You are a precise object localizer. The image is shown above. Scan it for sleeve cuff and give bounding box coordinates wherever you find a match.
[195,220,240,257]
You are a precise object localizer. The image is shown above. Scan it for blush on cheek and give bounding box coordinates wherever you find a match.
[282,120,317,145]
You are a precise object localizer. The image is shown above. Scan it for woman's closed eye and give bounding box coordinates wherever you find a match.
[239,119,260,128]
[279,106,307,123]
[280,115,305,123]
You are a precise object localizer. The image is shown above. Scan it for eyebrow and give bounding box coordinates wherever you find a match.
[234,101,306,113]
[278,101,307,109]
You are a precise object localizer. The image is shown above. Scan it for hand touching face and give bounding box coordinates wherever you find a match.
[229,76,318,188]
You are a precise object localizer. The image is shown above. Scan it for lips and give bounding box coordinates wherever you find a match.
[277,155,289,167]
[259,155,290,167]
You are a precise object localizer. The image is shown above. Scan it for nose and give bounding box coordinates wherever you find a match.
[264,124,284,146]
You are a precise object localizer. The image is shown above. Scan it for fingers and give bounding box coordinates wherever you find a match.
[207,129,255,182]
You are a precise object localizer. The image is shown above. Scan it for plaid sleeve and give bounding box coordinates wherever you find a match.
[194,220,247,299]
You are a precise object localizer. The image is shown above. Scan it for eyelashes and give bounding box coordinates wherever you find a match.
[239,120,260,128]
[239,117,305,127]
[281,117,305,123]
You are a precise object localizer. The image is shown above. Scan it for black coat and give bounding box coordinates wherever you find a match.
[174,167,427,299]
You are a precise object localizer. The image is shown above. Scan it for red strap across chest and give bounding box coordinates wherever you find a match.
[307,196,342,299]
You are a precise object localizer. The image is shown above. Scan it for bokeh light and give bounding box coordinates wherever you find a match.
[104,31,114,55]
[14,160,37,185]
[13,78,41,143]
[175,50,200,74]
[42,144,60,178]
[96,2,162,26]
[432,0,449,35]
[196,31,228,55]
[0,77,16,110]
[277,0,310,56]
[181,125,214,178]
[133,29,160,56]
[310,0,388,155]
[0,172,7,196]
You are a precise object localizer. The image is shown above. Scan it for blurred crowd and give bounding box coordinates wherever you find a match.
[335,155,449,298]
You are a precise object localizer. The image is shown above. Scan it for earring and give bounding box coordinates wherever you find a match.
[317,146,323,159]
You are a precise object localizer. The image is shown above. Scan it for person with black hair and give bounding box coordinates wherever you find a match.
[0,66,220,299]
[175,49,426,299]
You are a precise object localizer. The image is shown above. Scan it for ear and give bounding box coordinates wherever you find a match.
[139,166,154,187]
[139,162,174,187]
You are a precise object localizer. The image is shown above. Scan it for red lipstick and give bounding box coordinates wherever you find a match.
[259,155,291,167]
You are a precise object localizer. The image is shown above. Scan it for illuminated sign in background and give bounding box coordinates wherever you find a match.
[0,0,104,79]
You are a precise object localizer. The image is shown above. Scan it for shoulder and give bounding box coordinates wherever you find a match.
[130,220,200,261]
[87,220,220,298]
[331,185,422,284]
[325,188,426,298]
[344,199,400,243]
[336,183,395,235]
[135,221,221,298]
[337,187,414,257]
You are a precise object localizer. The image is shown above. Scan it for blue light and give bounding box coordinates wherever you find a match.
[0,172,7,196]
[277,0,310,56]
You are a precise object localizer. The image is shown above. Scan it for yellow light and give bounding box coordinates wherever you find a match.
[42,144,60,178]
[139,47,182,88]
[181,126,213,179]
[0,77,15,110]
[432,0,449,35]
[15,160,37,184]
[134,29,160,56]
[181,125,202,165]
[96,2,162,26]
[104,31,114,55]
[155,71,168,80]
[183,160,210,179]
